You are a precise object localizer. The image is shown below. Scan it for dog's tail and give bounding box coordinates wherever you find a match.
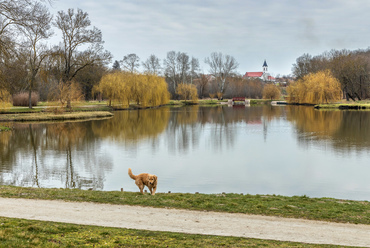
[128,168,137,180]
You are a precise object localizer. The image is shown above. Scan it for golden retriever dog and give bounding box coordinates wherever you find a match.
[128,168,158,195]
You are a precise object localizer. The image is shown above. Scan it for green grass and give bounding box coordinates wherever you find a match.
[0,217,342,247]
[0,107,43,113]
[0,125,11,131]
[1,186,369,225]
[315,100,370,109]
[0,111,113,122]
[250,99,272,105]
[315,103,370,109]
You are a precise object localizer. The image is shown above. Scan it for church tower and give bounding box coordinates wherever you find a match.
[262,60,268,73]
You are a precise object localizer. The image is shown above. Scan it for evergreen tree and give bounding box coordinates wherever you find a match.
[112,60,121,70]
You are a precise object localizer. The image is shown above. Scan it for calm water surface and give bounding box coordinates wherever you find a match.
[1,105,369,201]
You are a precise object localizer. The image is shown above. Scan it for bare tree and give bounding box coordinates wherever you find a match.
[177,52,190,84]
[195,74,209,98]
[53,8,111,108]
[190,56,199,84]
[18,2,53,108]
[292,53,313,79]
[0,0,53,54]
[205,52,238,97]
[163,51,177,93]
[142,54,161,75]
[121,53,140,73]
[163,51,194,96]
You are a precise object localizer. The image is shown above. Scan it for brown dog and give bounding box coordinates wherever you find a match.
[128,168,157,195]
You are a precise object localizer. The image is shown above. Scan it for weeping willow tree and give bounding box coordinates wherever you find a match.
[287,70,342,104]
[94,71,170,107]
[93,72,129,106]
[176,83,198,103]
[0,88,12,110]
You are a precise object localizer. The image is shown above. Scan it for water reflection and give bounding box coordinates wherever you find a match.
[92,108,170,143]
[0,106,369,200]
[0,121,113,190]
[287,106,370,152]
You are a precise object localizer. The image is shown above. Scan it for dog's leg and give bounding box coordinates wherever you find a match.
[136,181,145,194]
[139,184,145,194]
[151,187,156,195]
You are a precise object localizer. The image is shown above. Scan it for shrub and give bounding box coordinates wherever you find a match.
[216,92,223,100]
[12,92,39,107]
[176,83,198,102]
[263,84,281,100]
[48,81,83,107]
[0,89,12,110]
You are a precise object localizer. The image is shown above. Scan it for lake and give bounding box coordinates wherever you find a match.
[0,105,369,201]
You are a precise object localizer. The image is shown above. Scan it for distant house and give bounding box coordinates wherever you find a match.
[243,60,275,82]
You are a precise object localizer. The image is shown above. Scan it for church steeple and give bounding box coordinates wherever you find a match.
[262,60,268,73]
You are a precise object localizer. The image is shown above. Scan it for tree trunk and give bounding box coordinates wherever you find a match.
[347,93,356,101]
[29,89,33,109]
[66,99,71,109]
[354,92,361,101]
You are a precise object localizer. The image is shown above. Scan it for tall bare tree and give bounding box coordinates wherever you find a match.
[53,8,111,108]
[18,2,53,108]
[121,53,140,73]
[190,56,199,84]
[205,52,238,97]
[176,52,190,84]
[142,54,161,75]
[163,51,196,96]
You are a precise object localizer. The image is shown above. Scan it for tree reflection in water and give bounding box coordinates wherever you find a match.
[1,106,369,195]
[0,121,113,190]
[286,106,370,153]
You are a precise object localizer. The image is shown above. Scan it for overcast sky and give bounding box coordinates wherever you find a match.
[49,0,370,76]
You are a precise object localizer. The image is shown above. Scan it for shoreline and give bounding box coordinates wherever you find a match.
[0,111,113,123]
[1,197,369,247]
[0,186,368,225]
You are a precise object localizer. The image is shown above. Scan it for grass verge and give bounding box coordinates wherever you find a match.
[315,100,370,109]
[0,111,113,122]
[315,103,370,109]
[0,186,369,225]
[250,99,272,105]
[0,217,342,247]
[0,125,11,131]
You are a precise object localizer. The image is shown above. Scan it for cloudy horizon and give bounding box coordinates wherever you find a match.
[48,0,370,76]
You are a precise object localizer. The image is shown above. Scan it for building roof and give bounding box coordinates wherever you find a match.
[243,72,264,78]
[263,60,268,67]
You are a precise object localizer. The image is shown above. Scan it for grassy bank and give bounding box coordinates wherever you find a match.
[0,111,113,122]
[1,186,369,225]
[315,103,370,109]
[0,217,340,248]
[0,125,11,131]
[315,100,370,109]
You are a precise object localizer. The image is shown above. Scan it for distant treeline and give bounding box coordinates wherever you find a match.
[292,48,370,101]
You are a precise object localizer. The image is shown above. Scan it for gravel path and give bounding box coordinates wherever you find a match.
[0,197,369,247]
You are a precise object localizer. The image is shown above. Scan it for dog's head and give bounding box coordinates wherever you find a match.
[147,174,157,186]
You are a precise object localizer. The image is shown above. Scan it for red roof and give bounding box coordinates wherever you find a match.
[267,76,275,80]
[243,72,263,78]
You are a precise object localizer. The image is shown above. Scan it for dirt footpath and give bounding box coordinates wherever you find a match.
[0,197,369,247]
